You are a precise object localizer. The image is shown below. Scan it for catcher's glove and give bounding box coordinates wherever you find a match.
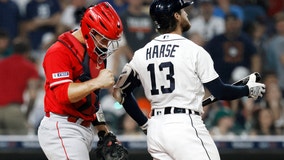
[93,131,128,160]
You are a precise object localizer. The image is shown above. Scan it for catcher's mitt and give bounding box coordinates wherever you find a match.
[93,131,128,160]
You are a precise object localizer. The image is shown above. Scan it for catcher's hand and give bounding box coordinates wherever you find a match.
[93,131,128,160]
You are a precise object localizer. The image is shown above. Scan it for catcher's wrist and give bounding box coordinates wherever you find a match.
[92,120,106,126]
[92,106,107,126]
[96,106,106,122]
[95,124,110,135]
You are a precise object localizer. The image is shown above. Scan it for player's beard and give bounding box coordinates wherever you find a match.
[181,17,191,32]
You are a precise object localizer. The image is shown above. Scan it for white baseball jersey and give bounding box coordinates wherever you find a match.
[129,33,218,113]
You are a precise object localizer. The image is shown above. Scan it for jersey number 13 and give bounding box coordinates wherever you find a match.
[147,62,175,95]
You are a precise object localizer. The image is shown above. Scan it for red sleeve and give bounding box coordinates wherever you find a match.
[52,83,71,104]
[43,43,76,104]
[43,44,74,89]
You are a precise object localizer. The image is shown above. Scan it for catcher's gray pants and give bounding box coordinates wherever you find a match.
[38,113,94,160]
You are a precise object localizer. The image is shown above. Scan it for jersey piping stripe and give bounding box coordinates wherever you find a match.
[50,79,73,87]
[189,115,211,160]
[153,38,186,42]
[56,121,70,160]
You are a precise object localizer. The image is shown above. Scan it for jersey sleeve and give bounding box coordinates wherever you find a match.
[128,51,140,76]
[196,47,219,83]
[43,47,73,89]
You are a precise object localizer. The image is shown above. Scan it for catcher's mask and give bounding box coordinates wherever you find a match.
[81,2,123,63]
[150,0,193,31]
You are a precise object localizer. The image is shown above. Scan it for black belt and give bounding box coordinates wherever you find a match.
[151,107,200,116]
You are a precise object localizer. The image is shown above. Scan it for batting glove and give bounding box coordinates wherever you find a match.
[246,74,266,100]
[113,88,125,104]
[140,121,148,135]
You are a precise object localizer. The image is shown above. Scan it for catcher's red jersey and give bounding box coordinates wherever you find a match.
[43,31,105,121]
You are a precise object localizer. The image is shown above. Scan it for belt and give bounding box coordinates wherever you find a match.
[151,107,200,116]
[45,112,91,128]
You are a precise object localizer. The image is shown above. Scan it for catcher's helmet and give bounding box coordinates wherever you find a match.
[81,2,123,62]
[150,0,193,30]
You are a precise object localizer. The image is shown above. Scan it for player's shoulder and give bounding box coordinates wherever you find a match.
[184,38,207,53]
[44,41,71,60]
[184,39,211,58]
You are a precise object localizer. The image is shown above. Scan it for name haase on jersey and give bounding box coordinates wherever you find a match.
[146,44,179,60]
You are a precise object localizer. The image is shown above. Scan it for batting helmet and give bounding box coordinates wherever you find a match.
[150,0,193,32]
[81,2,123,62]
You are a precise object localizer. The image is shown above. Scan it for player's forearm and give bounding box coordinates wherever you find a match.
[204,77,248,100]
[122,93,148,126]
[68,79,102,103]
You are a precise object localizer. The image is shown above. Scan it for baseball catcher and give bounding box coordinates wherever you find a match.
[93,131,129,160]
[37,2,128,160]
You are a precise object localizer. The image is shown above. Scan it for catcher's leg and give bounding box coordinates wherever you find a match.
[38,116,94,160]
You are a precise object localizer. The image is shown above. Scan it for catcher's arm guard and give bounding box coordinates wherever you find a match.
[93,131,129,160]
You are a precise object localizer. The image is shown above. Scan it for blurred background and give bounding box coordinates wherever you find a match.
[1,0,284,159]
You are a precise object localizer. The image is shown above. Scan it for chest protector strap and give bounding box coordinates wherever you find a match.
[57,31,100,116]
[77,53,100,113]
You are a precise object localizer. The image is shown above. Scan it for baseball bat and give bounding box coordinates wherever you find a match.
[202,72,261,106]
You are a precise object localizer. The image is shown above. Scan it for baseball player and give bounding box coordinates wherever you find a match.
[37,2,127,160]
[113,0,266,160]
